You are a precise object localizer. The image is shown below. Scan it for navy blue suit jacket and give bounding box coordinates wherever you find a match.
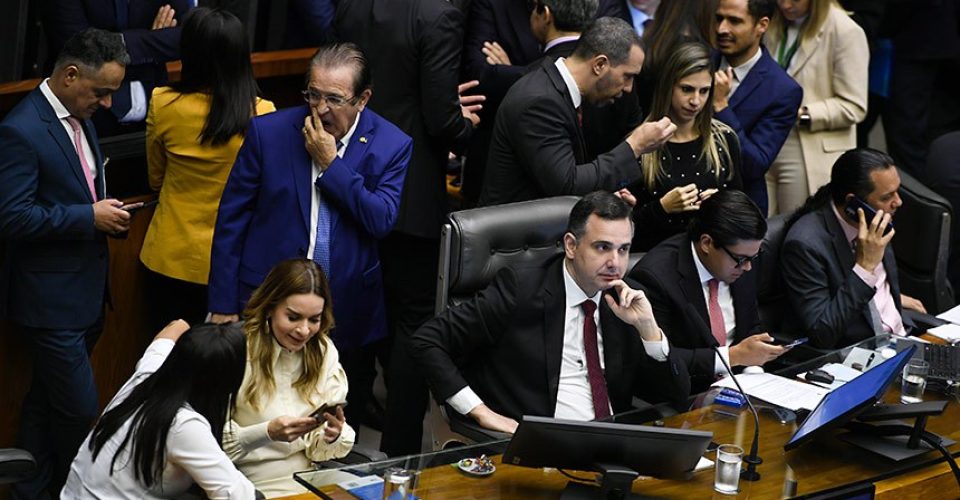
[209,106,412,351]
[0,88,108,329]
[714,48,802,215]
[42,0,189,120]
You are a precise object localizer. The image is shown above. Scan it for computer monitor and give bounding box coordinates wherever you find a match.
[785,345,916,451]
[502,415,713,479]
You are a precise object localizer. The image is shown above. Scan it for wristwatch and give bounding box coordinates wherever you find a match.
[799,107,811,127]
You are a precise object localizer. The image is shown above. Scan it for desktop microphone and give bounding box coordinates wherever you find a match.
[684,303,762,481]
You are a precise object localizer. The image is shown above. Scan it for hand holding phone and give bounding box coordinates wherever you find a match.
[121,199,159,215]
[309,400,347,421]
[780,337,809,349]
[843,196,893,234]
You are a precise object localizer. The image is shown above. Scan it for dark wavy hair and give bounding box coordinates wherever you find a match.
[170,7,259,145]
[687,189,767,246]
[88,323,247,487]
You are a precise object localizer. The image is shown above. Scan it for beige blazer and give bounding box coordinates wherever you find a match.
[765,6,869,194]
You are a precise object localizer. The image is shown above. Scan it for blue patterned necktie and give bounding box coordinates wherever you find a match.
[312,140,343,278]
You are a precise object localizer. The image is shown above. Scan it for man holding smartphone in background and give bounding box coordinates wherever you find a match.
[781,148,926,351]
[630,190,787,393]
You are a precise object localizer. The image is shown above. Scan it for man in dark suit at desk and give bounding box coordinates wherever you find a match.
[0,29,133,498]
[630,190,787,393]
[411,192,690,433]
[712,0,802,215]
[479,17,675,207]
[41,0,189,135]
[781,148,926,350]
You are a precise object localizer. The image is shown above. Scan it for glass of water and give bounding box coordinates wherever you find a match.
[901,358,929,404]
[714,444,743,495]
[382,468,412,500]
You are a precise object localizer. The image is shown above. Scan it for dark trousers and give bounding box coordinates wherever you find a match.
[144,267,208,333]
[379,232,439,456]
[13,319,103,500]
[339,337,390,436]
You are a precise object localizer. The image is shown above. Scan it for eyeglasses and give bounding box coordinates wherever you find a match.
[721,246,763,268]
[301,89,356,108]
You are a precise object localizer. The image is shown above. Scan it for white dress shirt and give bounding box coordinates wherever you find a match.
[307,112,361,258]
[555,57,583,109]
[447,262,670,419]
[690,242,738,376]
[719,46,763,97]
[40,79,98,182]
[62,339,256,500]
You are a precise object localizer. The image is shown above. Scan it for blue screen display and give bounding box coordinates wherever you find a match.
[786,345,916,448]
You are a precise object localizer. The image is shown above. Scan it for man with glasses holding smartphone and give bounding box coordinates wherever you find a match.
[208,43,412,429]
[629,190,785,392]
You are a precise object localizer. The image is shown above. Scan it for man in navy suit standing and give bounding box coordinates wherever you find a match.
[0,29,133,499]
[208,44,412,431]
[713,0,802,215]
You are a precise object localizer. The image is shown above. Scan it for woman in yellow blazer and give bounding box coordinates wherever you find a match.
[763,0,868,215]
[141,7,274,328]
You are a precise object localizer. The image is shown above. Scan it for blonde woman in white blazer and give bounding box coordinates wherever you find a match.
[763,0,868,215]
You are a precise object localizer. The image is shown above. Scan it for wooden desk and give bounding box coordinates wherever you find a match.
[285,353,960,499]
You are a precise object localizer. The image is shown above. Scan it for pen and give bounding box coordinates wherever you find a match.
[865,352,875,370]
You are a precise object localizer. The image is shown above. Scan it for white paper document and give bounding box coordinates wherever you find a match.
[929,323,960,343]
[711,373,829,411]
[936,304,960,325]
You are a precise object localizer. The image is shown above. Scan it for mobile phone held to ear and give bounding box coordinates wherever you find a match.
[310,401,347,420]
[843,196,894,234]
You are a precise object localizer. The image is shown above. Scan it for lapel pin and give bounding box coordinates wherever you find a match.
[359,136,368,143]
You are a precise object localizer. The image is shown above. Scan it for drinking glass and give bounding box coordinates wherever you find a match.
[901,358,929,404]
[714,444,743,494]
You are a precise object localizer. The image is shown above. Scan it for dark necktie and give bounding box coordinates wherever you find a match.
[580,300,610,419]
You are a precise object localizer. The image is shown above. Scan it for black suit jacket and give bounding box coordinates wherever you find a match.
[0,88,108,329]
[629,234,762,393]
[410,255,691,421]
[336,0,474,238]
[781,204,904,349]
[539,39,643,162]
[479,59,640,206]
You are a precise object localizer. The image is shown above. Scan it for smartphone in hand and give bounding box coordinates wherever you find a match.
[843,197,893,234]
[121,199,159,215]
[309,401,348,420]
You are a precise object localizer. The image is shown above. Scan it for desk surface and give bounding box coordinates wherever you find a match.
[286,336,960,499]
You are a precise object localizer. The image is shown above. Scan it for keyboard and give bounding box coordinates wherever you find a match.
[896,337,960,381]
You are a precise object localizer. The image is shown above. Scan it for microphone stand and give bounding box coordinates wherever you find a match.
[713,345,763,481]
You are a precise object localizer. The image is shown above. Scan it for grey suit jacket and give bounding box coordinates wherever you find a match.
[781,204,904,349]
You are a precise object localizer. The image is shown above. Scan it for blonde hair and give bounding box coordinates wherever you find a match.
[241,259,335,410]
[641,42,734,191]
[767,0,839,47]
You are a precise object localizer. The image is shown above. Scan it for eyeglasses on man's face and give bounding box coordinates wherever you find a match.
[301,89,357,108]
[721,246,763,268]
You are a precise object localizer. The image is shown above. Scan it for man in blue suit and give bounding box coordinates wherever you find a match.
[209,43,412,426]
[0,29,133,499]
[41,0,190,135]
[713,0,802,215]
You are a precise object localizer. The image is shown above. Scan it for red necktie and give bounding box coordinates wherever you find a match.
[707,279,726,346]
[576,106,583,128]
[65,116,98,201]
[580,300,611,419]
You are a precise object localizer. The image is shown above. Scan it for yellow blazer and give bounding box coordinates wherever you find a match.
[765,6,869,194]
[140,88,275,284]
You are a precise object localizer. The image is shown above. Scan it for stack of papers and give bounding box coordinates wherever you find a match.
[929,323,960,343]
[711,373,829,411]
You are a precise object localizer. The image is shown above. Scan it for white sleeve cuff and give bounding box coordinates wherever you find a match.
[447,386,483,416]
[714,346,731,376]
[120,81,147,122]
[641,329,670,361]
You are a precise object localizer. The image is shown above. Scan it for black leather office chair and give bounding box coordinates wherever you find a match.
[757,214,791,334]
[0,448,35,485]
[921,131,960,308]
[429,196,579,450]
[892,167,955,314]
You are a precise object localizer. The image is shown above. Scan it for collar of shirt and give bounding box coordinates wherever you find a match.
[720,46,763,83]
[544,35,580,54]
[830,202,860,248]
[690,241,718,285]
[562,259,600,311]
[625,3,650,34]
[39,79,72,121]
[554,57,583,109]
[336,110,362,159]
